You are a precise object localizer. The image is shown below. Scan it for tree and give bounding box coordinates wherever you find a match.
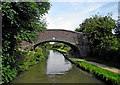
[75,14,120,63]
[2,2,51,83]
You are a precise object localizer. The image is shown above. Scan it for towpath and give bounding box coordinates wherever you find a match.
[71,58,120,74]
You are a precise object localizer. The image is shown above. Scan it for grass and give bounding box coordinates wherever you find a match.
[51,48,67,53]
[51,47,120,84]
[83,57,120,69]
[52,47,120,84]
[56,48,67,52]
[53,46,120,68]
[72,59,120,85]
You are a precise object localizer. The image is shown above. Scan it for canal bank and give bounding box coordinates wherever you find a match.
[52,48,120,85]
[72,59,120,74]
[71,59,120,85]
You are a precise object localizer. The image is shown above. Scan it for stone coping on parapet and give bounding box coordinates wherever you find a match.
[38,29,84,34]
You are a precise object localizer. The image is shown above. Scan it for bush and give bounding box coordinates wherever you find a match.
[19,47,45,71]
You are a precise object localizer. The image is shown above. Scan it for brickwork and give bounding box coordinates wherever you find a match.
[35,29,82,45]
[19,29,89,58]
[34,29,89,58]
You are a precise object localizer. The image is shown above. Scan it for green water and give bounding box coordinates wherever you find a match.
[10,50,105,84]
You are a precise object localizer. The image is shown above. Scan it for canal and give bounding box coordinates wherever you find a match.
[10,50,104,84]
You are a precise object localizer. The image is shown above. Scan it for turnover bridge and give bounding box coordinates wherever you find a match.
[20,29,90,58]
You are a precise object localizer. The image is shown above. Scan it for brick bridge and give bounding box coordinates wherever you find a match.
[33,29,89,58]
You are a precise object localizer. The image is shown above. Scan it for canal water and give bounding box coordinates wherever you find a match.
[11,50,104,84]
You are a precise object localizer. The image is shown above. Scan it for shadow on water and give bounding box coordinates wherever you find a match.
[9,50,105,84]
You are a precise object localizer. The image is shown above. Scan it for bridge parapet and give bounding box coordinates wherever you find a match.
[19,29,89,58]
[35,29,83,45]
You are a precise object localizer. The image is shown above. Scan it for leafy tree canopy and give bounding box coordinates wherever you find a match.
[2,2,51,84]
[75,14,117,49]
[2,2,51,52]
[75,14,120,63]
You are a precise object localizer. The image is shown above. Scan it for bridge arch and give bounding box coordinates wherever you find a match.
[34,40,80,58]
[32,29,89,58]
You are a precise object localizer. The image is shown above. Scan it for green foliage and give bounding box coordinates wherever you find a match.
[53,43,64,49]
[53,42,71,51]
[37,43,51,57]
[39,42,71,52]
[2,2,51,47]
[76,14,115,45]
[40,42,53,49]
[15,30,37,42]
[72,59,120,85]
[84,57,120,69]
[51,43,71,56]
[2,66,17,83]
[2,47,45,83]
[19,47,45,71]
[2,2,51,31]
[2,50,23,84]
[2,2,51,84]
[75,14,120,64]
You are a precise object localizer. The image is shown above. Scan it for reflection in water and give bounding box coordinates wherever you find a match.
[10,50,104,84]
[46,50,72,74]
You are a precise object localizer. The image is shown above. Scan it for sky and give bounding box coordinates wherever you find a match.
[45,0,119,31]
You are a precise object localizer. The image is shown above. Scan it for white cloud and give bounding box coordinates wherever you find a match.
[45,3,105,31]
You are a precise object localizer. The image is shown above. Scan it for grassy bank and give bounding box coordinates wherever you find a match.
[72,59,120,85]
[51,47,70,55]
[52,48,67,53]
[51,44,120,84]
[52,46,120,85]
[83,57,120,69]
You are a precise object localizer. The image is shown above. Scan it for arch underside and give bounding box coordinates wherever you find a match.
[34,40,81,58]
